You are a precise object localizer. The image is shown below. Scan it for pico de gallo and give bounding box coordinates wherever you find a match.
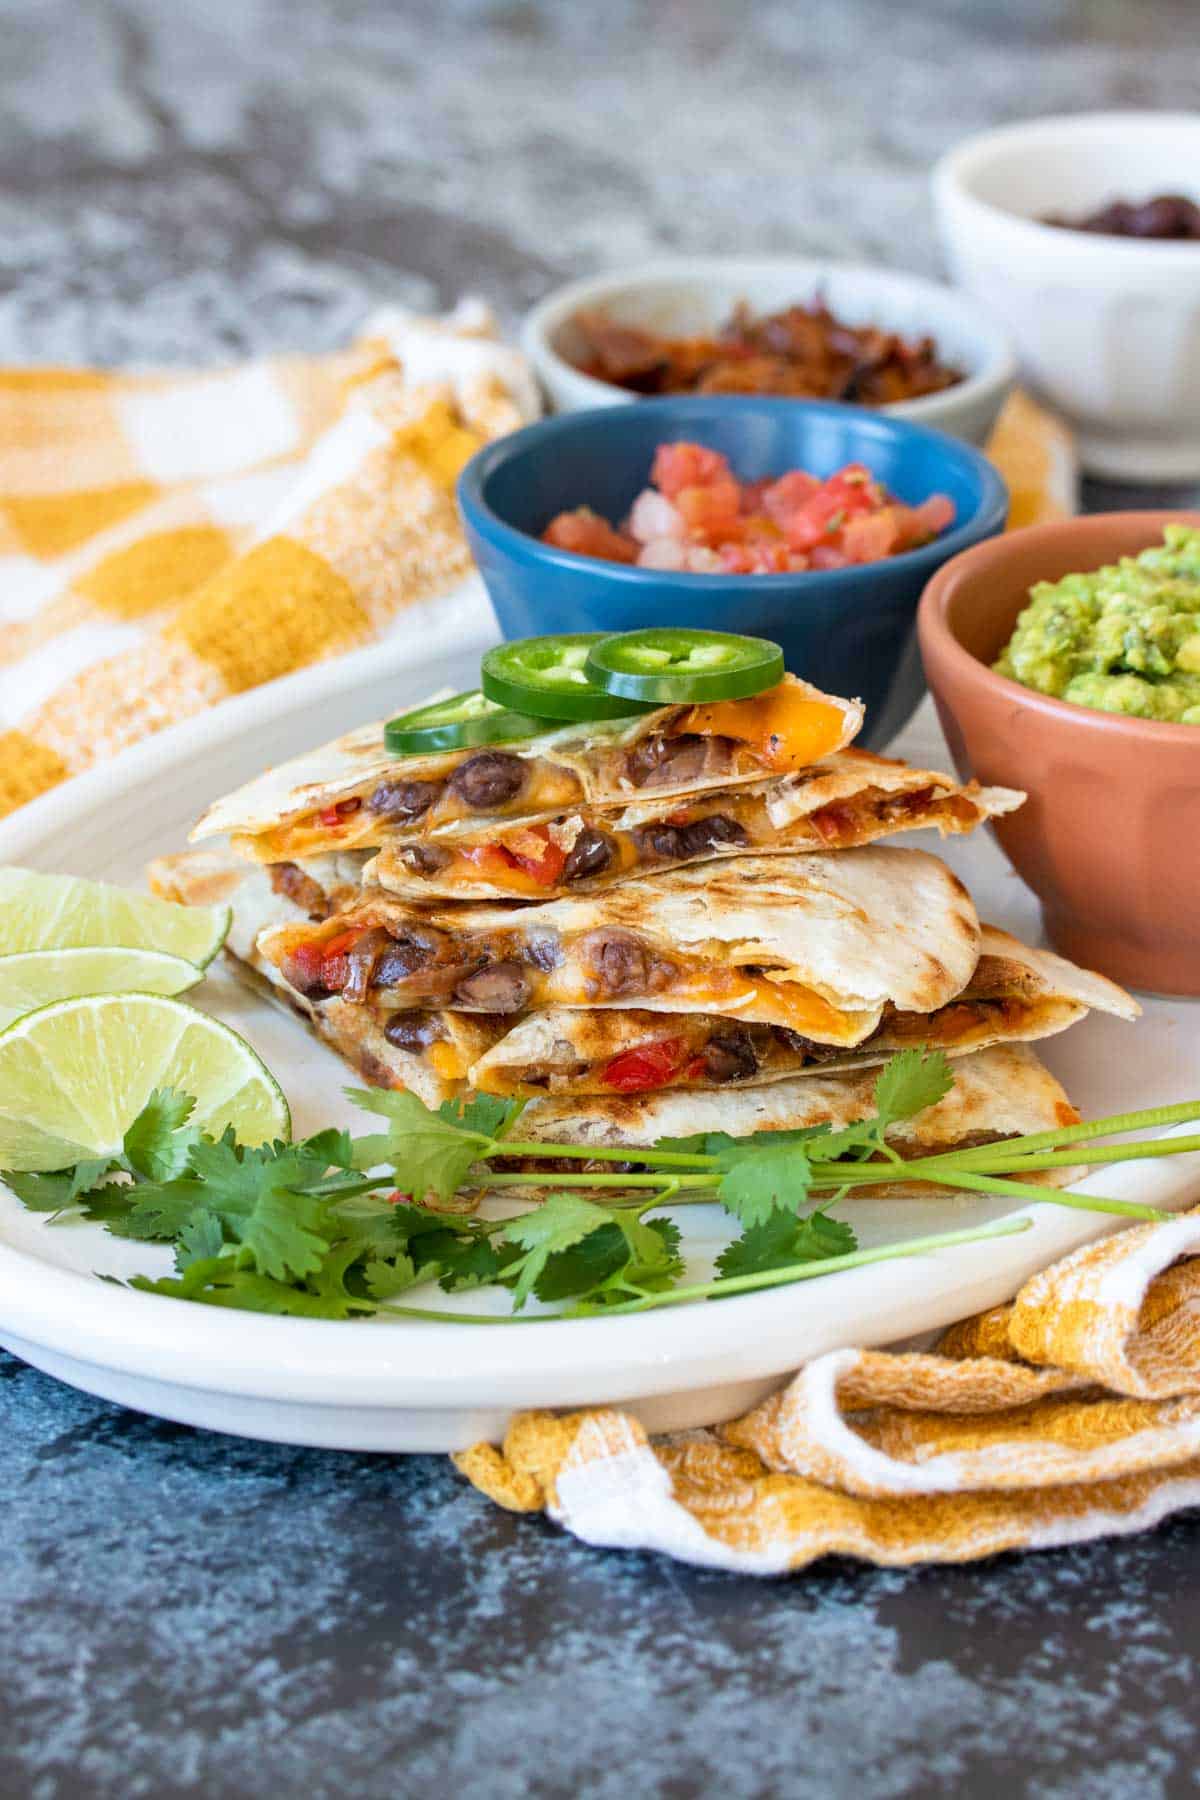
[541,441,955,575]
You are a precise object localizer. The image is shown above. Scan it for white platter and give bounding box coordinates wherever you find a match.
[0,642,1198,1453]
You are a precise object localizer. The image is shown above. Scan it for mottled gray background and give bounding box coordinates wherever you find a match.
[3,3,1200,1796]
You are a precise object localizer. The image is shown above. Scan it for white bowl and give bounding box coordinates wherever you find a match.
[521,257,1015,445]
[933,112,1200,482]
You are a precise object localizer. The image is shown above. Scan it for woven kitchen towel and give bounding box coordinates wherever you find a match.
[0,299,537,817]
[457,1208,1200,1573]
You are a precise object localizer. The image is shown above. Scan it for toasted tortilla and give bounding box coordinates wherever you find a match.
[257,846,981,1047]
[366,746,1024,902]
[147,848,503,1107]
[467,925,1137,1096]
[512,1042,1081,1192]
[190,675,863,860]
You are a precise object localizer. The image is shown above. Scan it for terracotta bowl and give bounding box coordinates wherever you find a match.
[918,510,1200,996]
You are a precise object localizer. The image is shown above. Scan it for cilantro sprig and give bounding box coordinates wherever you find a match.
[4,1051,1198,1323]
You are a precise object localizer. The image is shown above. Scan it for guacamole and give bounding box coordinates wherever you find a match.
[995,524,1200,724]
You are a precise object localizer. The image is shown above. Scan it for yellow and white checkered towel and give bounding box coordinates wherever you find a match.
[0,299,537,818]
[458,1207,1200,1573]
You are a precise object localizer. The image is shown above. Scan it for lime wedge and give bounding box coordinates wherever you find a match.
[0,947,203,1030]
[0,993,289,1171]
[0,867,230,968]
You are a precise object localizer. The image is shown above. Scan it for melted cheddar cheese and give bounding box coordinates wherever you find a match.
[676,686,848,773]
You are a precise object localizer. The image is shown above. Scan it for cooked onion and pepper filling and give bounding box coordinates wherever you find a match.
[371,777,988,897]
[229,678,856,863]
[262,909,867,1043]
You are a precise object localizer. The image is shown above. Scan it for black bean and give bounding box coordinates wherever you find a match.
[587,931,648,997]
[685,814,749,854]
[453,960,530,1012]
[371,933,442,987]
[561,827,614,883]
[772,1026,841,1063]
[399,843,450,875]
[384,1014,437,1051]
[634,813,749,864]
[702,1029,759,1083]
[625,734,737,789]
[448,751,526,809]
[368,778,443,822]
[526,934,563,973]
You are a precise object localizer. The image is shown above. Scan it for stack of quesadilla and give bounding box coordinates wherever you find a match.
[152,660,1137,1185]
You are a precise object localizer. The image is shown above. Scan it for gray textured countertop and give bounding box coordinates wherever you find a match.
[3,4,1200,1795]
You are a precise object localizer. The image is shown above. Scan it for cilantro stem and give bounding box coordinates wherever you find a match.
[379,1215,1034,1322]
[913,1167,1170,1220]
[802,1132,1200,1191]
[574,1216,1036,1313]
[919,1137,1200,1172]
[932,1101,1200,1160]
[479,1170,718,1193]
[490,1139,717,1170]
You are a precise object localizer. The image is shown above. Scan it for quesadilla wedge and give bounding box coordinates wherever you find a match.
[190,675,863,863]
[502,1043,1082,1196]
[256,846,980,1047]
[467,926,1138,1096]
[368,747,1023,901]
[147,849,506,1105]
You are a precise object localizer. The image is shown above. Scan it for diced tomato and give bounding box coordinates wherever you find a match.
[665,809,693,826]
[386,1190,414,1205]
[463,831,566,887]
[507,836,567,885]
[822,463,880,514]
[910,494,956,538]
[544,442,955,574]
[738,477,772,513]
[285,941,328,989]
[683,1056,709,1082]
[842,509,901,563]
[651,442,732,498]
[808,800,859,843]
[323,928,364,959]
[675,478,742,543]
[321,955,350,992]
[317,797,362,829]
[807,544,851,570]
[542,508,639,563]
[603,1038,686,1093]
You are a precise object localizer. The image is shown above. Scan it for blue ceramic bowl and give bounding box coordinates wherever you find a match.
[458,396,1008,748]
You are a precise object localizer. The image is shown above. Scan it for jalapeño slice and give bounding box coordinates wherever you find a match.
[481,634,653,721]
[383,690,547,755]
[585,629,785,704]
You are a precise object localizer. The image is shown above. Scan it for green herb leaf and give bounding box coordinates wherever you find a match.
[122,1088,200,1182]
[872,1048,955,1131]
[130,1255,368,1319]
[117,1178,209,1243]
[716,1141,814,1228]
[438,1093,525,1140]
[176,1210,225,1269]
[716,1209,857,1279]
[500,1192,615,1310]
[2,1156,123,1214]
[182,1135,334,1281]
[346,1086,491,1204]
[363,1250,419,1302]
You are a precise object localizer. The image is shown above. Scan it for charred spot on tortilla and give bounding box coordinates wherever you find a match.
[357,1048,402,1089]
